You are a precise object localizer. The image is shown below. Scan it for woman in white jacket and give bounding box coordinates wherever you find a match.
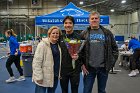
[32,26,62,93]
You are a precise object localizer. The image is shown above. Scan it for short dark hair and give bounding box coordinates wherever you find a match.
[63,16,75,25]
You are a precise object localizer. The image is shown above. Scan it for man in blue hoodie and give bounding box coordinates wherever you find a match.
[128,35,140,77]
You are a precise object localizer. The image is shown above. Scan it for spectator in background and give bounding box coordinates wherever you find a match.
[36,36,41,42]
[121,40,129,51]
[5,29,25,83]
[81,11,118,93]
[32,26,62,93]
[117,40,129,66]
[128,35,140,77]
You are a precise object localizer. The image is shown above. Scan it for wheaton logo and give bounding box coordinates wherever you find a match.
[60,8,84,16]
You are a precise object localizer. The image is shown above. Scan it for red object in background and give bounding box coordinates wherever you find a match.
[20,44,32,53]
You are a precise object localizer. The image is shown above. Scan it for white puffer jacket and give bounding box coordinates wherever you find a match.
[32,38,62,87]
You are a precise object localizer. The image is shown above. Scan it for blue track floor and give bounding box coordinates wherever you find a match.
[0,58,83,93]
[1,57,140,93]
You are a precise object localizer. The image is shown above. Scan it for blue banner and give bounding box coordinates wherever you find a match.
[36,15,109,25]
[100,15,109,25]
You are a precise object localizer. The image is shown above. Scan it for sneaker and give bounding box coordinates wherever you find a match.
[135,69,139,74]
[6,77,16,83]
[119,62,122,66]
[16,76,25,81]
[128,70,137,77]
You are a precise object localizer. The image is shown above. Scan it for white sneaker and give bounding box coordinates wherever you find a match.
[135,69,139,74]
[16,76,25,81]
[119,62,122,66]
[6,77,16,83]
[128,70,137,77]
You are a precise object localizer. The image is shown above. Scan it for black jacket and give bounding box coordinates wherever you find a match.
[80,25,119,72]
[58,32,82,75]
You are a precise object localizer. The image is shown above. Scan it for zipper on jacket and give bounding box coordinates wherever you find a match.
[58,45,62,79]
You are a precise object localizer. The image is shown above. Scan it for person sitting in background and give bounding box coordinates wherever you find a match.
[121,40,129,51]
[32,26,62,93]
[128,35,140,77]
[117,40,129,66]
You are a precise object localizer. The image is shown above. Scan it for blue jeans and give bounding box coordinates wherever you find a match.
[83,67,108,93]
[35,77,58,93]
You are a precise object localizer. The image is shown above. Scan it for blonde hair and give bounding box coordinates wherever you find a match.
[130,35,136,39]
[89,11,100,18]
[5,29,17,37]
[47,26,62,37]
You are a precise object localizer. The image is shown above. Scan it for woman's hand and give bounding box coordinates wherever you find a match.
[7,52,10,56]
[15,49,18,56]
[36,80,43,84]
[14,52,18,56]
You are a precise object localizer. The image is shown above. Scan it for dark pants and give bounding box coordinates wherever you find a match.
[6,55,23,77]
[60,72,80,93]
[35,77,58,93]
[83,67,108,93]
[131,48,140,70]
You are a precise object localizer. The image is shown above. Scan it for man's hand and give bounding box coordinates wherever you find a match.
[36,80,43,84]
[82,64,89,76]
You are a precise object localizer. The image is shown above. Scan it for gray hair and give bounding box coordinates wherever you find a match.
[89,11,100,18]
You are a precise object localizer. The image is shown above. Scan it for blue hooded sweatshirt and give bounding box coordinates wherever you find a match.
[128,38,140,52]
[8,36,21,55]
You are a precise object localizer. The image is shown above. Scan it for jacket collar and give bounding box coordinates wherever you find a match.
[42,38,50,46]
[87,25,107,33]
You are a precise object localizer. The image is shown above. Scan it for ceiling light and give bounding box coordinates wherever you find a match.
[121,0,126,4]
[8,0,13,2]
[79,1,84,5]
[110,9,115,12]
